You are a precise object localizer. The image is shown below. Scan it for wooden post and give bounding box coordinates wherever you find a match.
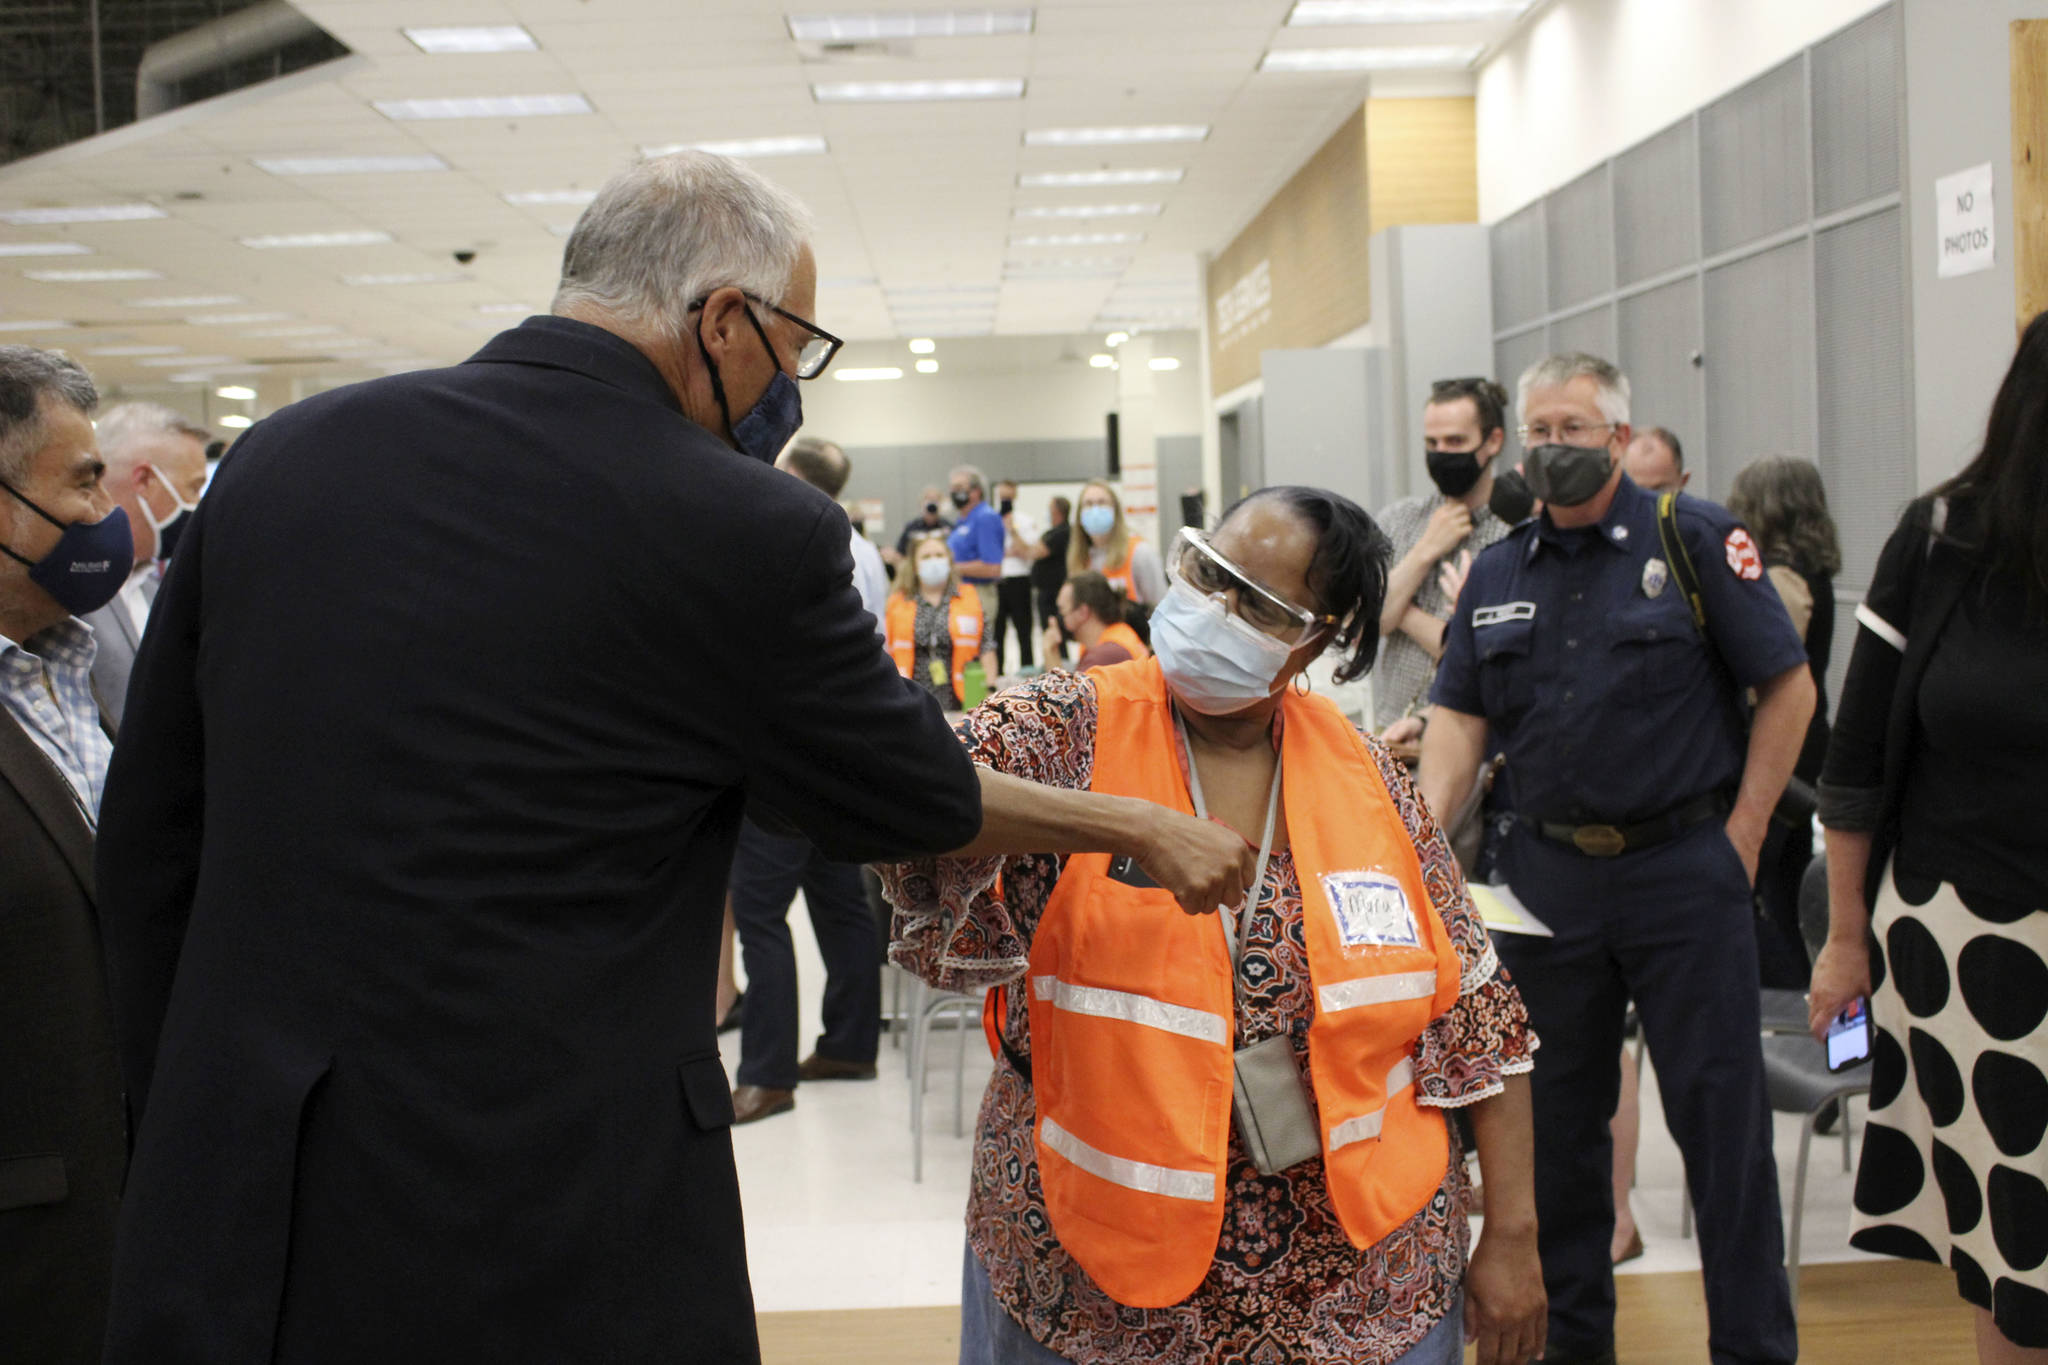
[2012,21,2048,330]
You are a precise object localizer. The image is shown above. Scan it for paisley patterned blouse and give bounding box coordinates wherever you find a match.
[881,669,1537,1364]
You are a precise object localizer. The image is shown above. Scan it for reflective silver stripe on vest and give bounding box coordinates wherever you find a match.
[1326,1057,1418,1154]
[1317,970,1439,1016]
[1032,975,1229,1045]
[1041,1117,1216,1202]
[1854,602,1906,653]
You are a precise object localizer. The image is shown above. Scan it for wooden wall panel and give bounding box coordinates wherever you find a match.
[1206,98,1479,397]
[2013,20,2048,331]
[1366,96,1481,230]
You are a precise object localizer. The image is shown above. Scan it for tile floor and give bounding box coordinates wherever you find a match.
[725,899,1881,1314]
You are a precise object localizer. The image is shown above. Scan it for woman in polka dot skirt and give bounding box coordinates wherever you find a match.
[1810,313,2048,1362]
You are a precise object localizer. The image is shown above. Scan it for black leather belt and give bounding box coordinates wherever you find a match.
[1529,793,1726,858]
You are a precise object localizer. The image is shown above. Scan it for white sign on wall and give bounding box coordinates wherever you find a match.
[1936,163,1996,279]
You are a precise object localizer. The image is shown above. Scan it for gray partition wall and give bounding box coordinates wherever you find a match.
[1489,2,1912,705]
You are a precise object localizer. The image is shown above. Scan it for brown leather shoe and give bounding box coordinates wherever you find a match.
[797,1053,878,1082]
[730,1085,795,1124]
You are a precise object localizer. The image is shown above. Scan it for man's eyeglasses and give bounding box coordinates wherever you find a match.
[1516,418,1614,446]
[1171,526,1340,643]
[687,291,843,379]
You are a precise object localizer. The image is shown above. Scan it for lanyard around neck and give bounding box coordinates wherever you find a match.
[1173,709,1282,973]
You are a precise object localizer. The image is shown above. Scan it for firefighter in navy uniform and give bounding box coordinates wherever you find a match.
[1420,353,1814,1365]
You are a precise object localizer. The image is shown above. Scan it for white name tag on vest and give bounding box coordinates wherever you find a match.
[1321,871,1421,949]
[1471,601,1536,628]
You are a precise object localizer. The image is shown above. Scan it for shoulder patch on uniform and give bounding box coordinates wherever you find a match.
[1724,527,1763,580]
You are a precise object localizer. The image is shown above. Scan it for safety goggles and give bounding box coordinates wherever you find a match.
[1170,526,1340,643]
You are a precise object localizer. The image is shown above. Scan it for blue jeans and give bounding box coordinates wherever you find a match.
[958,1246,1465,1365]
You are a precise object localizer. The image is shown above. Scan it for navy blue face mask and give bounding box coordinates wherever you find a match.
[699,305,803,463]
[0,478,135,616]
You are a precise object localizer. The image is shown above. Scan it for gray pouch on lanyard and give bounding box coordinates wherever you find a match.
[1231,1032,1321,1175]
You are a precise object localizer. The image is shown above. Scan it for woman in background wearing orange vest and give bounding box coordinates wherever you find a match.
[883,487,1545,1365]
[886,533,996,711]
[1068,480,1167,606]
[1043,571,1149,672]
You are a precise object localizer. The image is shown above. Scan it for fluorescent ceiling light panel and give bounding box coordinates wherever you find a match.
[812,78,1023,102]
[403,24,539,54]
[787,9,1033,41]
[23,267,163,282]
[833,367,904,382]
[129,294,242,307]
[502,189,598,206]
[883,284,998,297]
[1261,44,1482,71]
[254,155,449,175]
[1017,168,1183,188]
[188,312,293,325]
[0,241,92,257]
[87,345,183,357]
[0,320,73,331]
[1088,354,1114,368]
[217,413,255,428]
[1148,357,1181,370]
[1023,125,1206,147]
[240,230,393,249]
[341,272,470,285]
[1013,203,1160,219]
[644,136,829,158]
[1009,232,1143,246]
[373,94,591,120]
[1002,256,1128,269]
[216,385,257,400]
[1287,0,1532,22]
[902,323,991,336]
[0,203,165,224]
[915,358,939,373]
[907,338,936,354]
[139,354,230,366]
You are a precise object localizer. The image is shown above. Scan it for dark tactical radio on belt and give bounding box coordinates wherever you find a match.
[1530,791,1727,857]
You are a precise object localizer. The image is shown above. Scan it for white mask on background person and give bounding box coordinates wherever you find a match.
[141,466,198,560]
[1149,579,1304,716]
[917,557,952,588]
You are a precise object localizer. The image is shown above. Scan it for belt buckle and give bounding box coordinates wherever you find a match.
[1572,824,1626,858]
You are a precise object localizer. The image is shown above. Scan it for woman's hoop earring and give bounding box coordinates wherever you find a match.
[1292,672,1312,696]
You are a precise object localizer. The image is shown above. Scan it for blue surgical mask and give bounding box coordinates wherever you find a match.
[1079,504,1116,539]
[0,478,135,616]
[700,306,804,463]
[1150,579,1302,716]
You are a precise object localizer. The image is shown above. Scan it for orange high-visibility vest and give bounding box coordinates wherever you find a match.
[1095,620,1150,661]
[1026,657,1461,1308]
[1094,537,1144,598]
[885,591,983,699]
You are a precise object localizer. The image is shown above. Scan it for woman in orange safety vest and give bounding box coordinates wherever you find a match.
[1068,480,1167,605]
[882,487,1546,1365]
[885,532,995,710]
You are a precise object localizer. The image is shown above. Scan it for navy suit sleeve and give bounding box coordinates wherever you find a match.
[1685,504,1809,688]
[93,500,210,1129]
[746,502,983,863]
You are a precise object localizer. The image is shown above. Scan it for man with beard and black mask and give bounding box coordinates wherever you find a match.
[1420,352,1815,1365]
[1372,376,1516,745]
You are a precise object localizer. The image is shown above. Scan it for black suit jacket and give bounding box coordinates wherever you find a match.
[0,703,125,1365]
[94,317,982,1364]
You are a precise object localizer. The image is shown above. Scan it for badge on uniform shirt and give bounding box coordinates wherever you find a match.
[1472,601,1537,628]
[1642,557,1669,599]
[1321,871,1421,949]
[1724,527,1763,580]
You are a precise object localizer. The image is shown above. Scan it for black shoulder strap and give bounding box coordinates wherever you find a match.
[1656,491,1707,633]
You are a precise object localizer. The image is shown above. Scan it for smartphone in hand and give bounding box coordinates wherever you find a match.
[1826,995,1872,1072]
